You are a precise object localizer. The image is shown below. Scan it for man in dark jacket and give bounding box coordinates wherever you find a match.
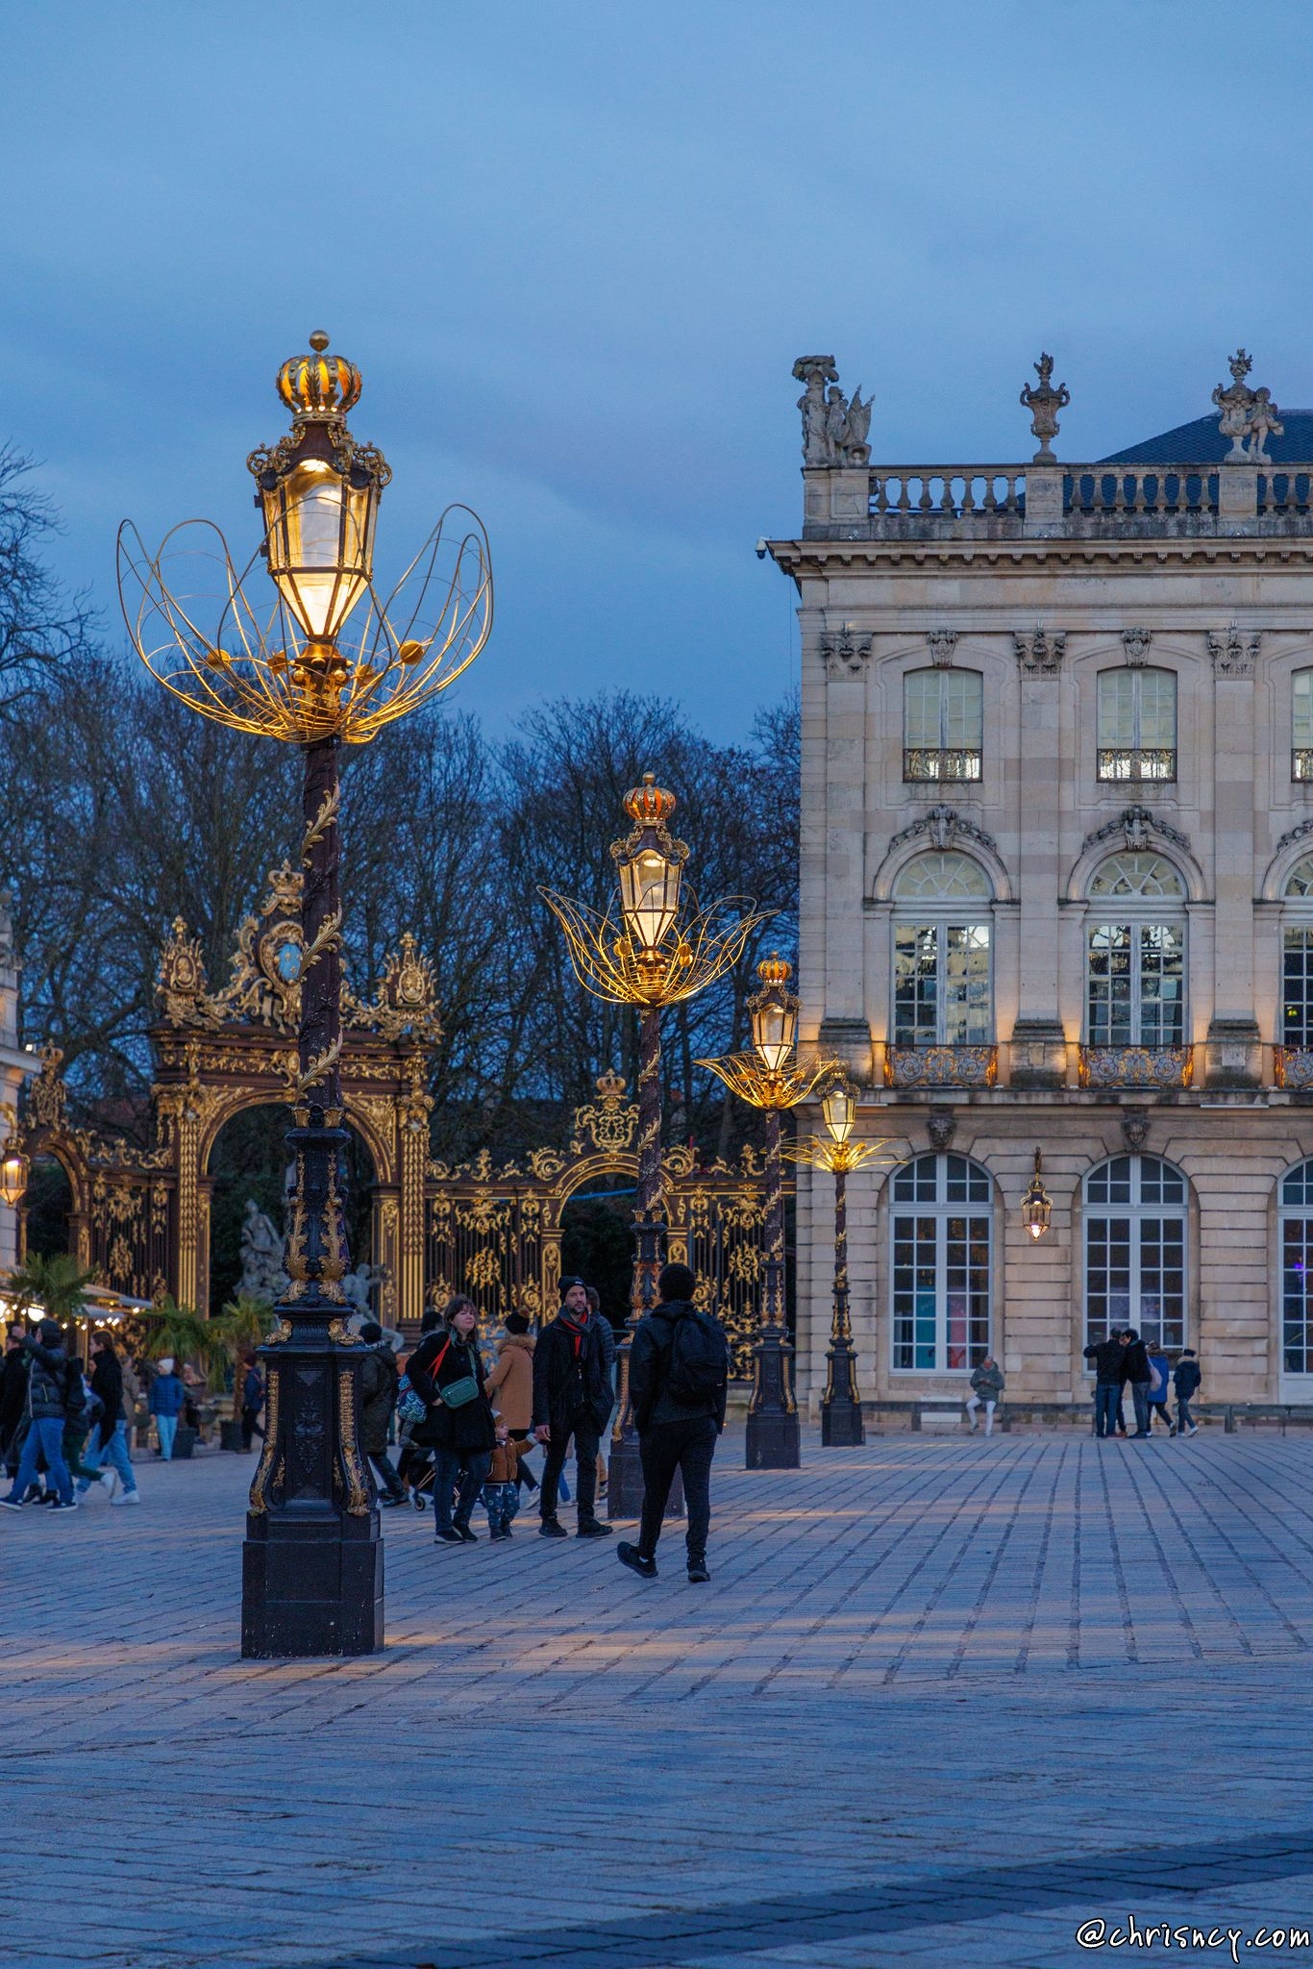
[1082,1330,1128,1440]
[618,1262,728,1584]
[0,1320,76,1510]
[0,1329,28,1479]
[532,1276,613,1539]
[1121,1328,1154,1438]
[359,1321,407,1504]
[79,1331,140,1503]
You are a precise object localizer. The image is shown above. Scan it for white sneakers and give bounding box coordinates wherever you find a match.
[111,1489,141,1506]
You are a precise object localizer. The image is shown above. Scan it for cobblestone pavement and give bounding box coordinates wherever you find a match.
[4,1429,1313,1968]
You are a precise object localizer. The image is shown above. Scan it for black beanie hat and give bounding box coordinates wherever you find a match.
[38,1319,64,1347]
[359,1321,383,1344]
[504,1311,531,1334]
[658,1262,696,1304]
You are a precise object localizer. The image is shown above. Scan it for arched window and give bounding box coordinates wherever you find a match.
[903,668,983,781]
[1279,1161,1313,1374]
[1293,669,1313,781]
[1281,856,1313,1050]
[1097,667,1176,782]
[1086,853,1186,1048]
[892,853,992,1047]
[890,1152,992,1371]
[1083,1154,1187,1349]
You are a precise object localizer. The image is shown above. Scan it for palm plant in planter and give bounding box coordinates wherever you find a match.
[5,1252,97,1327]
[211,1294,276,1449]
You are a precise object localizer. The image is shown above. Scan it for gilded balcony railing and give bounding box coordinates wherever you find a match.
[1275,1047,1313,1091]
[902,747,982,783]
[1096,747,1177,782]
[883,1044,998,1090]
[1078,1045,1194,1090]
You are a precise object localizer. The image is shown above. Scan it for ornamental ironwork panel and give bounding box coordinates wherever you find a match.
[422,1074,787,1378]
[88,1174,172,1304]
[1078,1045,1194,1089]
[883,1044,998,1089]
[902,748,982,782]
[1276,1047,1313,1090]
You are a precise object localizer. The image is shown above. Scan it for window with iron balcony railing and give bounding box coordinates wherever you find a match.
[903,668,983,783]
[1097,668,1176,784]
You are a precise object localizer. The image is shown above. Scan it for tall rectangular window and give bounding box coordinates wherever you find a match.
[1097,668,1177,781]
[1294,670,1313,781]
[894,923,991,1046]
[1283,928,1313,1047]
[1087,923,1184,1047]
[903,670,983,781]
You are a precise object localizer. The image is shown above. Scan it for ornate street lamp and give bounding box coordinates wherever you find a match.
[0,1103,28,1210]
[699,956,841,1469]
[119,333,491,1658]
[1021,1147,1053,1240]
[543,776,764,1516]
[786,1081,899,1447]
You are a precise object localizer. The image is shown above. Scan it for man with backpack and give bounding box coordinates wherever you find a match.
[0,1320,77,1512]
[618,1262,729,1585]
[532,1276,614,1539]
[359,1320,408,1505]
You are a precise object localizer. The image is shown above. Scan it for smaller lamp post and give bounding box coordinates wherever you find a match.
[699,957,840,1470]
[1020,1148,1052,1240]
[0,1103,28,1211]
[787,1081,898,1447]
[542,779,764,1517]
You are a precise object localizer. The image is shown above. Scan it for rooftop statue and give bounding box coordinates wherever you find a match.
[793,356,872,467]
[1212,349,1284,463]
[1019,352,1070,463]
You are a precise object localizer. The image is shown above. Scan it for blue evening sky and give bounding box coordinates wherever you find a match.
[3,0,1311,738]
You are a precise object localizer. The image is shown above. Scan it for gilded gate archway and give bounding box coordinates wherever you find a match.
[423,1069,790,1375]
[20,866,440,1322]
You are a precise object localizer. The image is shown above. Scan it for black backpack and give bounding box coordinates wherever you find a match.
[666,1309,729,1406]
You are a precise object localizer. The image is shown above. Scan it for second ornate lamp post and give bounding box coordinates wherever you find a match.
[700,957,839,1470]
[787,1081,897,1447]
[544,776,762,1516]
[119,332,492,1656]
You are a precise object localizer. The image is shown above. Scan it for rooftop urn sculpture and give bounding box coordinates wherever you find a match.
[1019,352,1070,464]
[1212,349,1284,463]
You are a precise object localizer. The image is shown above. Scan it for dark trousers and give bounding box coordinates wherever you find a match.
[541,1417,598,1522]
[368,1448,406,1499]
[1094,1385,1121,1437]
[1130,1381,1152,1435]
[1177,1396,1196,1430]
[241,1405,264,1450]
[433,1448,491,1533]
[1148,1399,1173,1433]
[638,1416,718,1565]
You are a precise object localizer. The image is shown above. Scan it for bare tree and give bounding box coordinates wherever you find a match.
[0,446,96,725]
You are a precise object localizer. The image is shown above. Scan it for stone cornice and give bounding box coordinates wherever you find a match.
[769,537,1313,579]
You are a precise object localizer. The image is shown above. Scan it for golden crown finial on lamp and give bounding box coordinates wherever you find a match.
[756,952,793,988]
[275,330,363,423]
[623,772,679,829]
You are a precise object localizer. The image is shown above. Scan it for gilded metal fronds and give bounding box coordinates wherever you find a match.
[784,1134,903,1175]
[541,889,762,1011]
[695,1050,843,1113]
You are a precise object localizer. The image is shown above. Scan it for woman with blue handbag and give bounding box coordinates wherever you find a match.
[407,1296,496,1545]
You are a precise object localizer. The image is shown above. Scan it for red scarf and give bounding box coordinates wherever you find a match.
[561,1313,589,1358]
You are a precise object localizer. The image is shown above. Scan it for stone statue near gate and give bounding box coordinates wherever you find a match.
[341,1261,377,1318]
[238,1199,288,1303]
[793,356,872,466]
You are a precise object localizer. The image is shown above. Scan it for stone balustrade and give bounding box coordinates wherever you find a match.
[802,460,1313,541]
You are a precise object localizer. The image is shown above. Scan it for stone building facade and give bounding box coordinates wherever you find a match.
[770,350,1313,1412]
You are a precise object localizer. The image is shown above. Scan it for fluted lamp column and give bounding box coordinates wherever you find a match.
[787,1082,899,1448]
[542,777,765,1520]
[118,331,492,1656]
[699,957,842,1471]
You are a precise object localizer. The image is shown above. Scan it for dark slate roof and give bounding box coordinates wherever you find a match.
[1102,412,1313,465]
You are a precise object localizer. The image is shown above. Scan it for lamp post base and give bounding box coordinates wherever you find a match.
[242,1523,383,1658]
[607,1429,685,1521]
[746,1407,801,1469]
[821,1396,865,1447]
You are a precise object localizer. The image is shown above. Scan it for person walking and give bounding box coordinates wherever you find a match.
[965,1356,1004,1435]
[80,1331,140,1505]
[532,1276,614,1540]
[149,1356,186,1459]
[1174,1348,1201,1435]
[239,1355,265,1452]
[0,1328,28,1481]
[617,1262,729,1585]
[408,1295,496,1545]
[586,1285,617,1500]
[1083,1330,1129,1439]
[61,1365,105,1492]
[0,1320,77,1511]
[358,1320,407,1505]
[1122,1328,1154,1438]
[482,1306,539,1495]
[1145,1341,1175,1435]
